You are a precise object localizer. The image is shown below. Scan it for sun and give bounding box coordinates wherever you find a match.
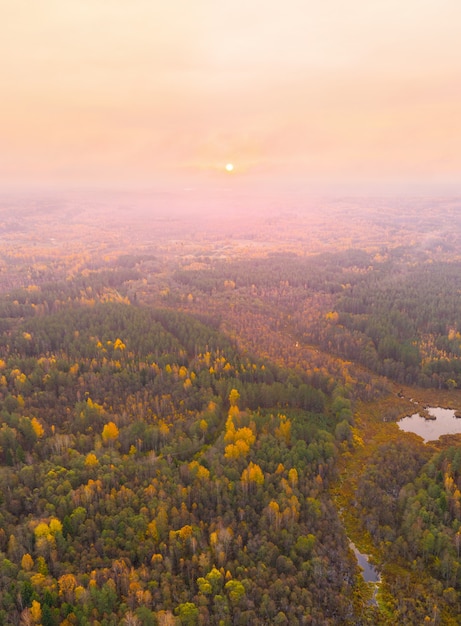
[225,163,234,173]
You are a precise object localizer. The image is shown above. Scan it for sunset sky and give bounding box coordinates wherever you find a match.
[2,1,461,194]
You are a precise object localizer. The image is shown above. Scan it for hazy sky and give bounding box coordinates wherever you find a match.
[2,1,461,193]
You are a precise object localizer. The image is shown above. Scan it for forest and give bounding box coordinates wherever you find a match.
[173,248,461,390]
[1,196,461,624]
[0,301,356,625]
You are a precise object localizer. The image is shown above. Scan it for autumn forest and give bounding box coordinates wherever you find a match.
[1,193,461,625]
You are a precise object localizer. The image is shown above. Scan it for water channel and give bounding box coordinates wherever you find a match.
[344,404,461,604]
[349,540,381,607]
[349,541,380,584]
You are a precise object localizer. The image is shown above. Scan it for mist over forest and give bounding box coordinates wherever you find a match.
[0,192,460,625]
[2,0,461,622]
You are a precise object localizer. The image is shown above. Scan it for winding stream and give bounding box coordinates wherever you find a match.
[349,540,381,607]
[349,541,380,583]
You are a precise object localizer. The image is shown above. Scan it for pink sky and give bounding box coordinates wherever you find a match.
[2,1,461,193]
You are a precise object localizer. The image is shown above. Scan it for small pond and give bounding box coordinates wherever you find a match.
[349,541,380,584]
[398,407,461,443]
